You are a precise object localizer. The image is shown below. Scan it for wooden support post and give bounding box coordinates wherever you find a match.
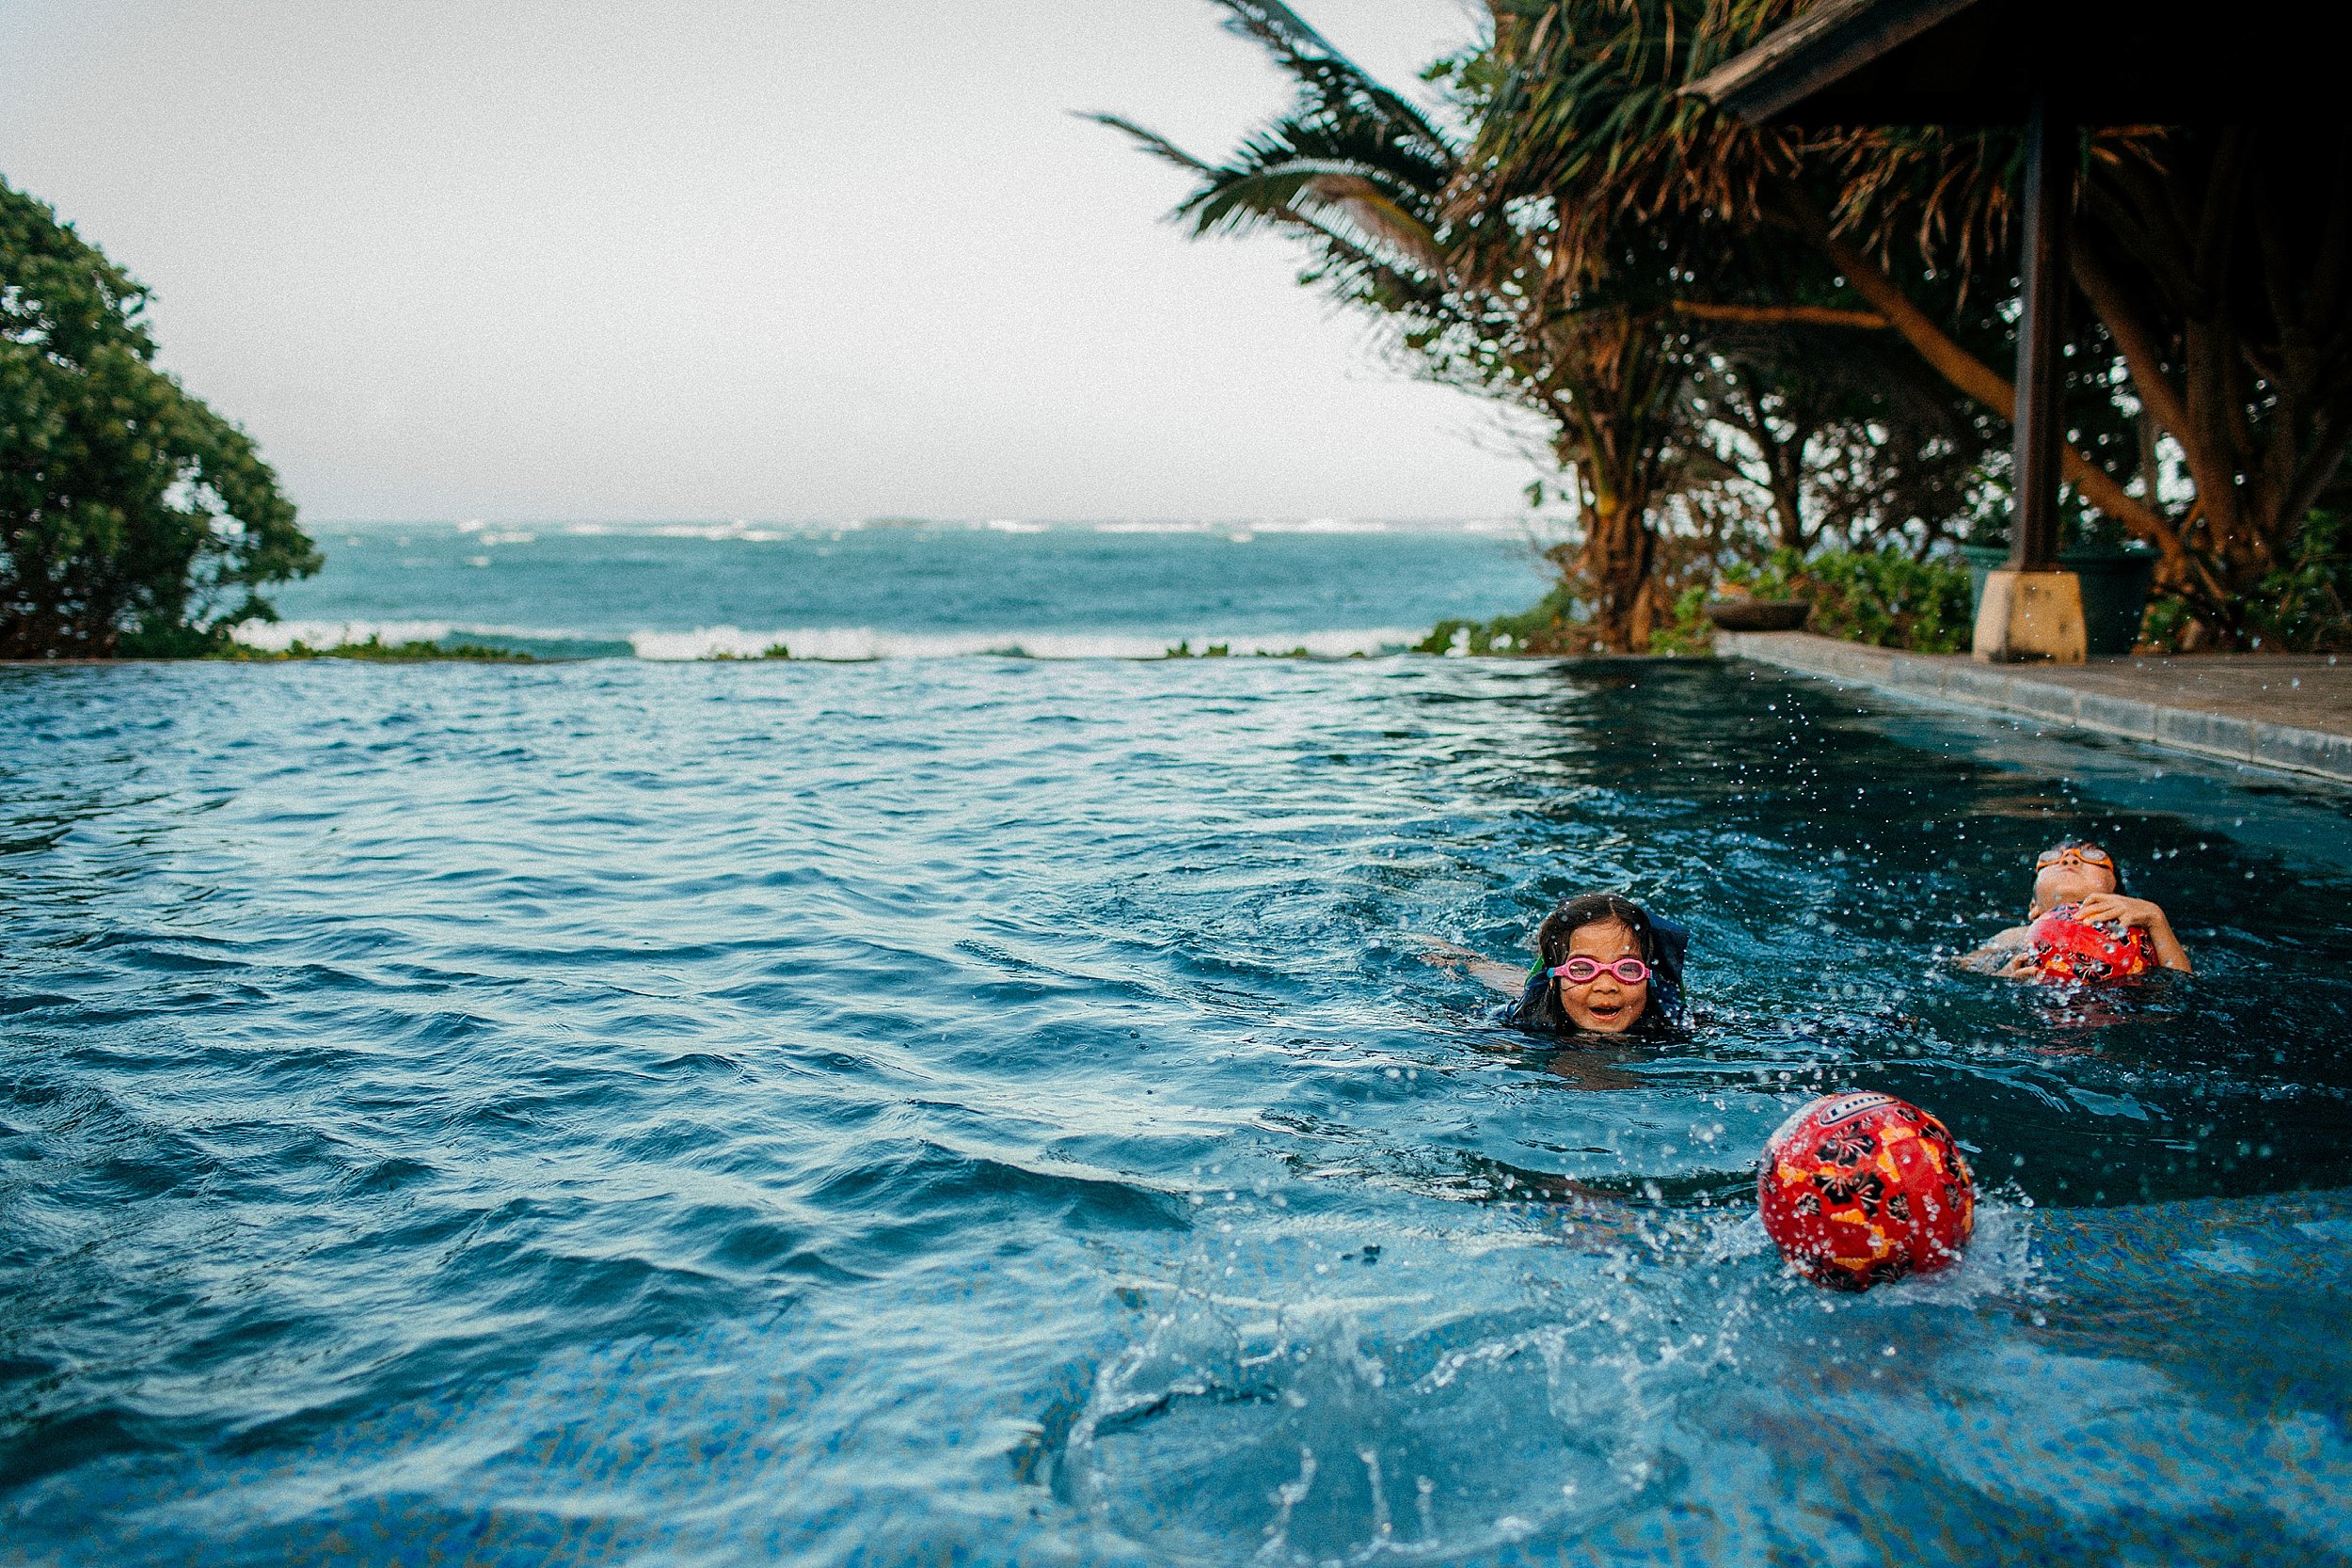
[2010,90,2070,573]
[1976,89,2087,661]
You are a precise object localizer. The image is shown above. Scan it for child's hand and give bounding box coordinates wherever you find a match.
[2072,893,2164,930]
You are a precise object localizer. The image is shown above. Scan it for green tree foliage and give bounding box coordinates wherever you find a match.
[1476,0,2352,646]
[2065,126,2352,640]
[2,177,316,657]
[1118,1,2352,651]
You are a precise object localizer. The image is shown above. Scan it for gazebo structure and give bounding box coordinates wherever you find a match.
[1688,0,2257,662]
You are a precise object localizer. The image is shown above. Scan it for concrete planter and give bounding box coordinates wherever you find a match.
[1703,596,1814,631]
[1960,545,2156,656]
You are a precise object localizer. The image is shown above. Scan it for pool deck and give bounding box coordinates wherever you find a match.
[1717,631,2352,785]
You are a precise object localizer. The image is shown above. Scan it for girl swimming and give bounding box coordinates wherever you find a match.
[1426,892,1690,1037]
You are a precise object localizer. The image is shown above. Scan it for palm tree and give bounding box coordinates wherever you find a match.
[1091,0,1704,650]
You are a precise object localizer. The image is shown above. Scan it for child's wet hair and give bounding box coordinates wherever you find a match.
[1509,892,1687,1037]
[1535,893,1658,970]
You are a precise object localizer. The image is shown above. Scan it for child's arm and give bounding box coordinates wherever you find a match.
[1461,958,1533,996]
[1417,938,1534,998]
[2074,893,2193,973]
[1956,925,2035,975]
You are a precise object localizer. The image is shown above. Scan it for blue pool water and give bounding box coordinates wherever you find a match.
[7,548,2352,1562]
[13,521,2352,1560]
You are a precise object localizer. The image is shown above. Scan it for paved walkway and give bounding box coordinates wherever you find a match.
[1717,631,2352,785]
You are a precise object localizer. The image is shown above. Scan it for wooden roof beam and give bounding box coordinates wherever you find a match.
[1684,0,1980,126]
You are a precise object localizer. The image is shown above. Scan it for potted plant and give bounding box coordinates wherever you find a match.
[1701,556,1814,633]
[1702,578,1815,631]
[1959,500,2157,657]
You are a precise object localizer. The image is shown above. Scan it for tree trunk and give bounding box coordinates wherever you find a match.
[1716,373,1811,549]
[1769,442,1807,551]
[2077,134,2352,642]
[1577,486,1657,652]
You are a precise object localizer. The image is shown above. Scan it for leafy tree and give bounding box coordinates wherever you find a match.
[1467,10,2104,495]
[2068,124,2352,640]
[1119,0,2352,650]
[1470,0,2352,645]
[3,176,316,657]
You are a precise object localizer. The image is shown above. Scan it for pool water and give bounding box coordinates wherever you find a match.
[4,657,2349,1565]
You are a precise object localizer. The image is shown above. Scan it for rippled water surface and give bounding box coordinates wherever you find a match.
[6,657,2351,1566]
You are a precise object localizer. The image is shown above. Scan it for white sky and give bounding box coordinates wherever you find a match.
[0,0,1542,524]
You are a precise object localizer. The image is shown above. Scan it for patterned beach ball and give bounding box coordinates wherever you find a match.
[1756,1090,1976,1291]
[2025,904,2153,982]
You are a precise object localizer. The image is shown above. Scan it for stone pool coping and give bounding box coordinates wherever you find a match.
[1718,631,2352,785]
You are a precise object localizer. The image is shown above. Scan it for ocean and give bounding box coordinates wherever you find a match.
[239,518,1553,659]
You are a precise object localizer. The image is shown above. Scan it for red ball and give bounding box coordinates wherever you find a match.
[2024,905,2152,982]
[1756,1091,1975,1291]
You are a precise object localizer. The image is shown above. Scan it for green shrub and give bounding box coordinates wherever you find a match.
[1704,546,1972,653]
[1414,580,1584,656]
[1648,585,1717,657]
[1420,545,1972,657]
[2144,510,2352,654]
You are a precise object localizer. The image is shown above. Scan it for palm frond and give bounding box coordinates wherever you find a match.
[1189,165,1443,268]
[1211,0,1457,166]
[1091,8,1462,283]
[1080,113,1215,176]
[1454,0,1804,293]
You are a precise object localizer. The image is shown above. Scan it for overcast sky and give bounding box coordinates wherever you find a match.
[0,0,1543,524]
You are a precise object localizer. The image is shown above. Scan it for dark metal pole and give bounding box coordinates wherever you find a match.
[2010,90,2072,572]
[2004,92,2079,573]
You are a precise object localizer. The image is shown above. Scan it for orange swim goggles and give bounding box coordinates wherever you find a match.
[2035,843,2115,869]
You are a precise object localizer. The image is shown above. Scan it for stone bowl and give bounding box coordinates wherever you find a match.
[1703,596,1813,632]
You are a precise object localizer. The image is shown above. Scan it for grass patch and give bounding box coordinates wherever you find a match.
[1164,642,1327,658]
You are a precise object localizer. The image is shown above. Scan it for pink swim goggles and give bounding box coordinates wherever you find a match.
[1548,957,1651,985]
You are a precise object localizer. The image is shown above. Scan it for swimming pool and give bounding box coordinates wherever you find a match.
[4,657,2347,1564]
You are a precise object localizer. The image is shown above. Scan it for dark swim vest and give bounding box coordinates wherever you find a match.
[1502,907,1691,1035]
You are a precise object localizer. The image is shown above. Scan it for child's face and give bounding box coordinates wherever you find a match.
[1559,919,1648,1034]
[2031,848,2118,915]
